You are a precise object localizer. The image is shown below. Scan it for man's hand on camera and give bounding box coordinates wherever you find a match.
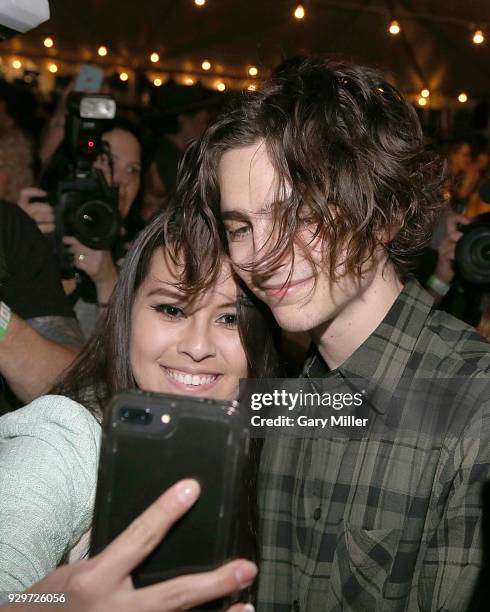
[1,479,257,612]
[18,187,54,233]
[63,236,119,301]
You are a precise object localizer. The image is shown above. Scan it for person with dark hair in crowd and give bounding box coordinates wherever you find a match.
[0,202,277,609]
[18,119,144,337]
[0,199,83,412]
[178,57,490,610]
[416,136,489,328]
[142,82,211,220]
[0,80,35,202]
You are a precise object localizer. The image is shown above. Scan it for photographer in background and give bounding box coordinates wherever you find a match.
[19,118,143,338]
[0,200,83,412]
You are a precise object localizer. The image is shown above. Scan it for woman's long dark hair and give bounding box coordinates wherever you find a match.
[51,207,279,416]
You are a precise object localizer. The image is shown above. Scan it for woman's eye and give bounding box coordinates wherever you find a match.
[152,304,184,318]
[218,313,238,328]
[226,225,251,242]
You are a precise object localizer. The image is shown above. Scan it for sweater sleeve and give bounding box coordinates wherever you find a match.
[0,395,101,591]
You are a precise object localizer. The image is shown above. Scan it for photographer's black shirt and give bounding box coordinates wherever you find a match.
[0,200,75,318]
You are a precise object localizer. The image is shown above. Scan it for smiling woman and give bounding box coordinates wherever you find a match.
[0,204,278,596]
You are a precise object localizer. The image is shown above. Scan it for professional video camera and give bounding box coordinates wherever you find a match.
[40,92,121,277]
[455,180,490,286]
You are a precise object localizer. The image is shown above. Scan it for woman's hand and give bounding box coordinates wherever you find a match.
[62,236,119,303]
[18,187,54,234]
[2,479,256,612]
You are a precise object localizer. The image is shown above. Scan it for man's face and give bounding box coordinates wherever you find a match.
[450,143,472,174]
[218,141,382,334]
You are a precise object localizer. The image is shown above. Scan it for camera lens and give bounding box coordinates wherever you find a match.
[455,215,490,285]
[119,407,152,425]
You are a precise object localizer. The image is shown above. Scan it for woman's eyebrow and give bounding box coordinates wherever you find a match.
[215,299,238,309]
[145,285,183,299]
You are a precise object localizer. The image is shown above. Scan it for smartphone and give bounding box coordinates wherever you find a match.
[90,390,250,593]
[74,64,104,93]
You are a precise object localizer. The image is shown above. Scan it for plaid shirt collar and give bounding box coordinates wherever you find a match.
[302,277,434,414]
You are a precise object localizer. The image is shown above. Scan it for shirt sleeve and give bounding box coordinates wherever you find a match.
[418,402,490,612]
[0,395,100,592]
[0,200,75,319]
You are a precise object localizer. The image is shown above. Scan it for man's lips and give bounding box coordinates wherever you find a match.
[260,276,314,299]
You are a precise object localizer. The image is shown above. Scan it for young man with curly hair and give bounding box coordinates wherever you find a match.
[177,58,490,611]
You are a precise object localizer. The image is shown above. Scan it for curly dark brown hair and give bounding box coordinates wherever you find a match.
[176,56,445,286]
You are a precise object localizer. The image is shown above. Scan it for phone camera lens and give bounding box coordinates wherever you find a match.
[119,407,152,425]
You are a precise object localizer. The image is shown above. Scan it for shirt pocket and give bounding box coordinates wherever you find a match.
[327,522,402,611]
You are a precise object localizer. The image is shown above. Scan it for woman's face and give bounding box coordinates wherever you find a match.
[93,128,142,218]
[130,248,248,401]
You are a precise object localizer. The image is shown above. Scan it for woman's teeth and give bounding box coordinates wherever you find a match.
[166,369,217,386]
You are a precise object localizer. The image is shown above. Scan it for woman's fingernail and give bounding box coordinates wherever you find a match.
[234,561,258,588]
[243,604,255,612]
[175,479,200,505]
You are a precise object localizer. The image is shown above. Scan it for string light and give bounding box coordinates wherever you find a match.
[458,92,468,103]
[48,63,58,73]
[248,66,258,77]
[417,97,427,107]
[184,77,195,85]
[293,4,305,19]
[12,59,22,69]
[153,78,163,87]
[248,84,256,91]
[194,0,206,6]
[43,37,54,48]
[216,81,226,91]
[421,88,430,98]
[201,60,211,70]
[389,20,400,35]
[120,72,129,81]
[150,52,159,63]
[472,29,484,44]
[98,46,108,57]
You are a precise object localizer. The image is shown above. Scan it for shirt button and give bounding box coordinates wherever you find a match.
[293,599,300,612]
[313,506,321,520]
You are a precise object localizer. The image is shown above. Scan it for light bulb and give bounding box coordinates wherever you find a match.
[294,4,305,19]
[43,37,54,48]
[12,59,22,69]
[473,30,484,44]
[421,88,430,98]
[417,97,427,107]
[201,60,211,71]
[248,66,258,77]
[195,0,206,6]
[120,72,129,81]
[98,46,108,57]
[389,20,400,35]
[458,92,468,103]
[153,78,163,87]
[216,81,226,91]
[150,52,159,63]
[48,63,58,73]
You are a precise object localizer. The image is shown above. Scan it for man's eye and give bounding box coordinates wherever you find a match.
[152,304,185,318]
[218,313,238,328]
[226,225,251,242]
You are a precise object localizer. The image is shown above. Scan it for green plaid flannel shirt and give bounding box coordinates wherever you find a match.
[257,279,490,612]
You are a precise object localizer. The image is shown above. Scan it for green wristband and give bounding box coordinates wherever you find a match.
[0,301,12,339]
[427,275,451,297]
